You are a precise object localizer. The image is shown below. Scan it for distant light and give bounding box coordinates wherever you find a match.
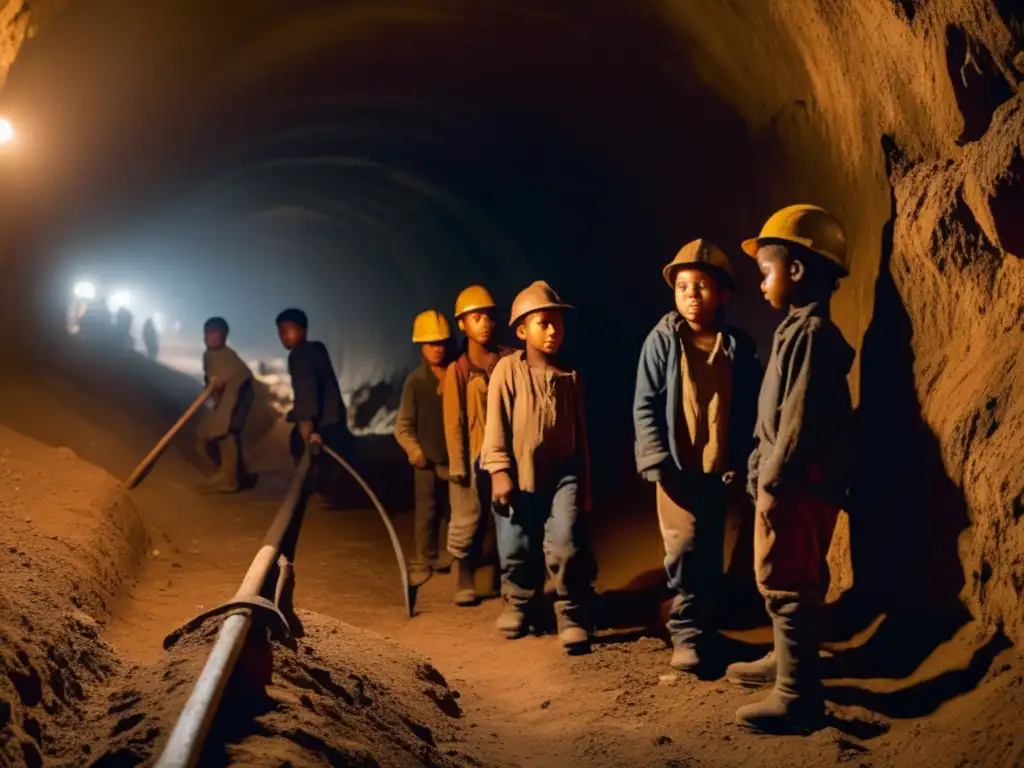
[73,281,97,300]
[108,289,133,311]
[0,119,14,147]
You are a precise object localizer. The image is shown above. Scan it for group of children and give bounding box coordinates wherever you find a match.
[196,308,350,493]
[395,204,855,736]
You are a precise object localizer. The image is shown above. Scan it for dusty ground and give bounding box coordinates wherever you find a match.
[1,348,1022,767]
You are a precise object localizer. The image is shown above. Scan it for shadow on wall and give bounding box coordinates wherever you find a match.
[829,137,973,667]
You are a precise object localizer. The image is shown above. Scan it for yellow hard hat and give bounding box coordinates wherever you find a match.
[509,281,573,327]
[662,238,735,289]
[454,285,496,318]
[741,204,849,275]
[412,310,451,343]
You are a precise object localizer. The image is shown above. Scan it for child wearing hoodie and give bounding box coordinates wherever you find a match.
[732,205,855,735]
[633,239,761,673]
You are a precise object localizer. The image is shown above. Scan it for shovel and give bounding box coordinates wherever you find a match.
[319,443,415,618]
[124,381,218,490]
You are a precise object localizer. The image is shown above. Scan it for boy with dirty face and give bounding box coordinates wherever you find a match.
[633,240,761,674]
[480,281,595,655]
[197,316,255,493]
[732,205,855,735]
[442,286,513,607]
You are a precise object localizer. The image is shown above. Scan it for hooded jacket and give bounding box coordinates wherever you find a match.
[634,312,761,480]
[747,301,855,507]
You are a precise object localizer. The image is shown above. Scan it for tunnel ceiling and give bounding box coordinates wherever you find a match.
[0,1,1023,644]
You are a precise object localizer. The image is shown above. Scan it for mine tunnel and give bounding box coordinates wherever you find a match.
[0,1,1022,766]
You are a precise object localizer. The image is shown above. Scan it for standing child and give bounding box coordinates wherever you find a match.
[276,308,352,475]
[395,309,454,582]
[443,285,513,606]
[481,281,594,655]
[197,317,255,493]
[633,240,761,673]
[733,205,854,734]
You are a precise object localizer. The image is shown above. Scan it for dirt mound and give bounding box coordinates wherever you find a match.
[93,613,475,767]
[0,426,145,766]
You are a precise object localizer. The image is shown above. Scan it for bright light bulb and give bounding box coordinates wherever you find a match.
[108,289,133,311]
[0,119,14,147]
[73,281,97,300]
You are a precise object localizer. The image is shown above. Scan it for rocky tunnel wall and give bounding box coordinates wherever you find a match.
[0,0,1021,643]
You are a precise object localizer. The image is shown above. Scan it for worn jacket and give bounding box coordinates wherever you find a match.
[479,351,592,510]
[287,340,347,429]
[748,301,855,507]
[443,346,513,479]
[634,312,761,480]
[394,361,448,467]
[200,345,253,440]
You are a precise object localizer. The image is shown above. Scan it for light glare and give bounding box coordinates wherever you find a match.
[109,289,133,311]
[0,119,13,146]
[73,281,97,300]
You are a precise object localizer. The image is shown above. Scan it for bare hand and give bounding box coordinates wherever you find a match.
[410,450,428,469]
[491,471,514,507]
[755,488,777,517]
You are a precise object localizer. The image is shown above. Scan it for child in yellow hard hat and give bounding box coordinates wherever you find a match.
[443,285,514,606]
[633,239,762,674]
[480,281,595,655]
[395,310,455,583]
[733,204,854,735]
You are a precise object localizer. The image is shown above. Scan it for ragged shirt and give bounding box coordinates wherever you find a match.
[677,330,733,474]
[479,352,592,510]
[200,345,254,440]
[443,347,512,479]
[748,301,855,506]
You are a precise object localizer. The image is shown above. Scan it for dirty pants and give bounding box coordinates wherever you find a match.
[413,464,451,569]
[197,431,246,484]
[447,463,491,561]
[496,471,591,626]
[753,495,839,699]
[655,472,727,648]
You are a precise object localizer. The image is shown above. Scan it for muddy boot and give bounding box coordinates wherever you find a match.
[555,600,591,655]
[726,650,777,687]
[670,642,701,673]
[735,603,824,735]
[409,560,432,584]
[199,436,241,494]
[496,600,529,639]
[453,557,479,606]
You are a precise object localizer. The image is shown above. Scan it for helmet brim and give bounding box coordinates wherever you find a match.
[741,236,849,275]
[509,303,574,327]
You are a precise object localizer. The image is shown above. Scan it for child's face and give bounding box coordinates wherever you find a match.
[277,321,306,350]
[421,342,446,367]
[673,267,725,328]
[204,329,226,350]
[458,311,496,345]
[516,310,565,356]
[755,244,795,310]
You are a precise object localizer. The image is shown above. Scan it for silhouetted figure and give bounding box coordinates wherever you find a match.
[114,307,134,350]
[142,318,159,361]
[77,299,114,341]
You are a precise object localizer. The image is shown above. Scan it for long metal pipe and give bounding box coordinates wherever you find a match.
[154,448,313,768]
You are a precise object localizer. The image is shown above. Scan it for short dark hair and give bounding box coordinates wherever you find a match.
[787,243,844,294]
[275,308,309,329]
[204,316,229,335]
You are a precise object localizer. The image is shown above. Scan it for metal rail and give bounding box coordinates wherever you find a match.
[154,448,314,768]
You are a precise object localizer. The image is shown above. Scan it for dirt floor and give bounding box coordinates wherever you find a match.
[2,347,1023,767]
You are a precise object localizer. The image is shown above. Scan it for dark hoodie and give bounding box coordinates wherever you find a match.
[747,301,855,507]
[634,312,761,480]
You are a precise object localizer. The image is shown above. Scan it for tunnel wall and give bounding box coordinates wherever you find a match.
[0,0,1021,643]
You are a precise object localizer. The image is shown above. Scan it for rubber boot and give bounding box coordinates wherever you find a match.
[496,600,529,639]
[453,557,479,606]
[726,650,777,687]
[409,560,432,584]
[670,642,701,673]
[554,600,591,655]
[735,602,825,735]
